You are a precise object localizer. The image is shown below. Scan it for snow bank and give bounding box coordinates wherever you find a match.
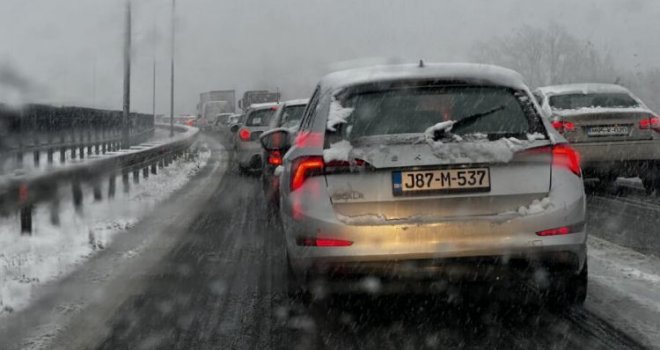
[426,137,531,164]
[587,236,660,347]
[423,121,456,144]
[517,197,553,215]
[326,97,354,132]
[0,147,211,317]
[323,140,353,162]
[526,132,546,141]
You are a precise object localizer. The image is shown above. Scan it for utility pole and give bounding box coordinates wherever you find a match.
[122,0,132,149]
[152,20,157,123]
[169,0,175,137]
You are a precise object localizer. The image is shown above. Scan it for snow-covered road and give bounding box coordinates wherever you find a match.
[0,133,659,349]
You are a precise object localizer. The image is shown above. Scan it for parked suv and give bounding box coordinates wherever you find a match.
[534,84,660,192]
[261,63,587,305]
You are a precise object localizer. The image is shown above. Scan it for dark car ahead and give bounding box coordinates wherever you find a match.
[260,99,309,208]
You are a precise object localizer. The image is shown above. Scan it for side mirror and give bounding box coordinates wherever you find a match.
[230,124,240,133]
[260,128,291,151]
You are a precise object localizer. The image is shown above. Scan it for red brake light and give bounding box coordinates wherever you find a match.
[294,131,324,148]
[267,150,282,166]
[238,128,251,141]
[297,237,353,247]
[536,226,571,236]
[291,156,324,191]
[551,120,575,133]
[552,144,581,176]
[639,116,660,132]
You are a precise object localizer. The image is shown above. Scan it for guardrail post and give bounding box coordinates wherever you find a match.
[159,158,165,168]
[108,174,116,198]
[142,167,149,179]
[71,145,77,159]
[47,148,54,164]
[122,171,130,193]
[72,181,83,213]
[151,163,157,175]
[133,169,140,184]
[93,182,102,201]
[33,150,40,168]
[95,143,100,155]
[102,142,106,154]
[60,147,66,163]
[20,205,33,235]
[16,151,23,168]
[79,144,85,159]
[50,199,60,226]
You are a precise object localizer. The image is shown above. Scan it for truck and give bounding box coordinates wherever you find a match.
[238,90,281,111]
[197,90,236,126]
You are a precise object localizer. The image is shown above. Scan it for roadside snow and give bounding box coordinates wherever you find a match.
[0,147,210,318]
[526,132,546,141]
[326,97,354,132]
[587,236,660,348]
[323,140,353,162]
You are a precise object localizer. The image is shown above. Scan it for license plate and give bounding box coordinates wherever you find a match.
[392,168,491,195]
[587,125,630,137]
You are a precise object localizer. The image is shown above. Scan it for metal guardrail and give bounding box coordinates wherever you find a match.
[0,124,199,234]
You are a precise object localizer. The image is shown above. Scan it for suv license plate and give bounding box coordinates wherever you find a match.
[587,125,630,137]
[392,168,491,196]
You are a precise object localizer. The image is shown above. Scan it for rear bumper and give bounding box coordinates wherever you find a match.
[573,140,660,175]
[235,141,262,169]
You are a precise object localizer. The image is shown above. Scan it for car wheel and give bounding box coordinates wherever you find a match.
[545,262,588,307]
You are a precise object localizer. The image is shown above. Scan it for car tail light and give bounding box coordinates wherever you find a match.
[536,226,571,236]
[297,237,353,247]
[294,131,324,148]
[552,144,581,176]
[267,150,282,166]
[238,128,251,141]
[639,116,660,132]
[551,120,575,133]
[291,156,324,191]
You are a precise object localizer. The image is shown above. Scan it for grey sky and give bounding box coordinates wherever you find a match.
[1,0,659,114]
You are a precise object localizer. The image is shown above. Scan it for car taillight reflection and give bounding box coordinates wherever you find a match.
[267,150,283,166]
[238,128,251,141]
[551,120,575,133]
[639,116,660,132]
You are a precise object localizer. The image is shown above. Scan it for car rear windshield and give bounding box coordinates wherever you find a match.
[279,105,306,128]
[335,86,534,140]
[549,93,639,110]
[245,109,276,126]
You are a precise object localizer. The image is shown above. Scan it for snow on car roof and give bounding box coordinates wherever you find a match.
[536,83,632,96]
[283,98,309,106]
[248,102,279,110]
[319,63,528,92]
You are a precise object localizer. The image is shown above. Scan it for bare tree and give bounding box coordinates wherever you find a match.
[472,24,618,89]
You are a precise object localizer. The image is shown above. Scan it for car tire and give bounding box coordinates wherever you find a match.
[545,262,588,307]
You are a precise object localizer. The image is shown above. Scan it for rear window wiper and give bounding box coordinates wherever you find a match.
[432,105,505,140]
[452,105,506,131]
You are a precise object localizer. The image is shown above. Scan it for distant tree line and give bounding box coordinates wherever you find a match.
[473,24,660,111]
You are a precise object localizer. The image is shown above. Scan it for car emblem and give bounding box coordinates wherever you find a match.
[391,155,398,162]
[415,154,422,160]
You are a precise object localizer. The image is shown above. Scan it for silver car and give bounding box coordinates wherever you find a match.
[534,83,660,192]
[261,63,587,305]
[233,103,280,173]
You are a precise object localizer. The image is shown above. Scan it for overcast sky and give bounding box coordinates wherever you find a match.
[1,0,659,115]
